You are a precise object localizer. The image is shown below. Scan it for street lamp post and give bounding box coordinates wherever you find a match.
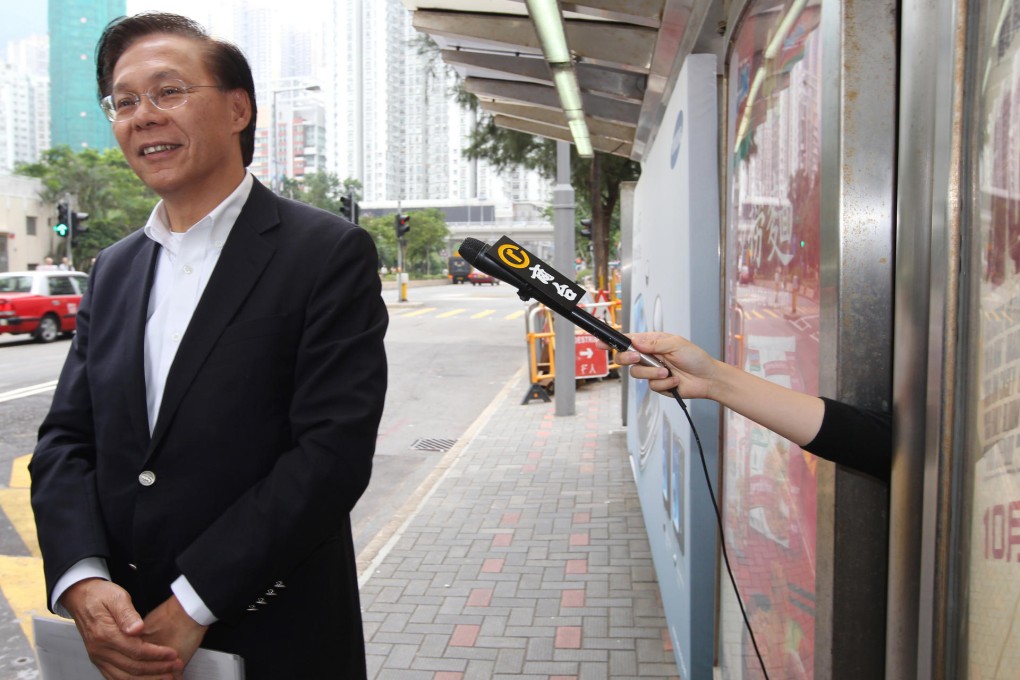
[270,83,321,193]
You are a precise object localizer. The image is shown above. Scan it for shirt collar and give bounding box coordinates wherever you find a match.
[143,172,254,255]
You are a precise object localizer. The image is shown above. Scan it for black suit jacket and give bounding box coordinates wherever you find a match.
[30,179,388,677]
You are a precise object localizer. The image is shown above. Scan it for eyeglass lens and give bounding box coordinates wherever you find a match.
[103,79,192,121]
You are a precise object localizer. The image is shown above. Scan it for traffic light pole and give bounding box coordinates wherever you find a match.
[396,202,408,302]
[65,194,73,266]
[397,238,407,302]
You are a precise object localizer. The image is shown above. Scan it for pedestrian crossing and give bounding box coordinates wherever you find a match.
[744,306,805,321]
[389,307,526,321]
[390,295,1017,324]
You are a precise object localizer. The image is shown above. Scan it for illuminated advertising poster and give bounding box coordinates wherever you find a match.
[721,2,823,678]
[627,55,718,680]
[963,2,1020,674]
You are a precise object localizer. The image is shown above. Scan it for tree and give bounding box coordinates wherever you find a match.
[415,35,640,288]
[299,172,344,213]
[359,208,449,276]
[279,171,352,214]
[360,214,398,270]
[400,208,449,276]
[460,107,639,292]
[16,145,158,270]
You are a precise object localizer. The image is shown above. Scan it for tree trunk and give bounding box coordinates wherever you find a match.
[590,154,609,292]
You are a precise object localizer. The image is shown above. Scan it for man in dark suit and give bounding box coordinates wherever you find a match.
[29,12,387,679]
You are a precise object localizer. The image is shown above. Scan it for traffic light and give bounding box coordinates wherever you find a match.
[579,218,592,239]
[54,203,69,238]
[71,211,89,247]
[340,193,354,221]
[395,213,411,238]
[340,191,361,225]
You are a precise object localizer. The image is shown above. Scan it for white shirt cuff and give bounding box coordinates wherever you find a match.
[51,557,110,617]
[171,575,218,626]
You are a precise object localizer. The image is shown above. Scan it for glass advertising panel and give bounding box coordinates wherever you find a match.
[722,1,823,678]
[960,2,1020,676]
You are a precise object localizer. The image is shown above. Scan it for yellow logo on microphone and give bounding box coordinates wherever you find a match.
[497,243,530,269]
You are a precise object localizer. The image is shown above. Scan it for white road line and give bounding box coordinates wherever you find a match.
[0,381,58,404]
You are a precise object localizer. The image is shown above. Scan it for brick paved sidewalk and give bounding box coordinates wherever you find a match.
[359,373,680,679]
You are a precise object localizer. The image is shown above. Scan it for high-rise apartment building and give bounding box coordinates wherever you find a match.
[214,1,327,189]
[1,35,50,172]
[8,34,49,79]
[249,78,327,188]
[325,0,548,206]
[49,0,125,152]
[186,0,548,206]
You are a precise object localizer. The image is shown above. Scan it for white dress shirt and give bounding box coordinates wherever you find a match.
[51,173,254,626]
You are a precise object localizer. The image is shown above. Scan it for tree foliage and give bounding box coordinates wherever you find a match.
[400,208,450,275]
[359,214,398,270]
[16,145,158,270]
[280,171,362,215]
[15,150,377,275]
[459,91,640,290]
[360,208,449,276]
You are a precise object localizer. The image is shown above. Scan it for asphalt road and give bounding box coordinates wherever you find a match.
[0,278,528,677]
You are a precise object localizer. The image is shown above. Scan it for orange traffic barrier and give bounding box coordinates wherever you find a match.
[523,295,624,389]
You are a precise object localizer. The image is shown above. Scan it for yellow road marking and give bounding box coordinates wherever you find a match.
[11,453,30,489]
[436,308,466,319]
[2,455,38,557]
[400,307,438,318]
[0,555,54,645]
[472,310,495,319]
[2,454,53,646]
[505,310,525,320]
[0,488,39,558]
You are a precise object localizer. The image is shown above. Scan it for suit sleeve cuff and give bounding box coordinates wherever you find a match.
[51,557,110,617]
[171,575,218,626]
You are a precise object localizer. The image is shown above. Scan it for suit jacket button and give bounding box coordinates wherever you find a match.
[138,471,156,486]
[128,563,138,571]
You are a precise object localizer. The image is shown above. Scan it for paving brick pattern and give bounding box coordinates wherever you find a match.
[360,377,680,679]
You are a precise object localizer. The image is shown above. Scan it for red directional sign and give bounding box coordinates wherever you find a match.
[574,333,609,378]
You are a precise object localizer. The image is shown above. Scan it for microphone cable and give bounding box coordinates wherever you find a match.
[668,386,771,680]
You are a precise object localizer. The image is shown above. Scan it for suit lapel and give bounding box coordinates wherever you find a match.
[125,239,161,448]
[148,182,279,454]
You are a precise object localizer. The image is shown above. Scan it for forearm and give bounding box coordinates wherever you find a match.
[707,358,825,446]
[142,594,208,669]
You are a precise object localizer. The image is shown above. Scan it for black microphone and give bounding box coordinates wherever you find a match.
[458,236,665,370]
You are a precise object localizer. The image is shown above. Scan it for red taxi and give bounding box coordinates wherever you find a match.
[0,270,88,342]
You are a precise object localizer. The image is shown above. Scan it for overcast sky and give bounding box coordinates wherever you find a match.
[0,1,344,54]
[0,1,235,54]
[0,4,46,54]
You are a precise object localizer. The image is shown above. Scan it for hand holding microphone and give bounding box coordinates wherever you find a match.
[596,332,719,397]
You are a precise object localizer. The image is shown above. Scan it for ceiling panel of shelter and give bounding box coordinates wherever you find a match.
[403,0,713,161]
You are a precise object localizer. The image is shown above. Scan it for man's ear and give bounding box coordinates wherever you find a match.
[230,90,251,131]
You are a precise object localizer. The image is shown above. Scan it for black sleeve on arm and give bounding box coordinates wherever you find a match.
[803,397,892,482]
